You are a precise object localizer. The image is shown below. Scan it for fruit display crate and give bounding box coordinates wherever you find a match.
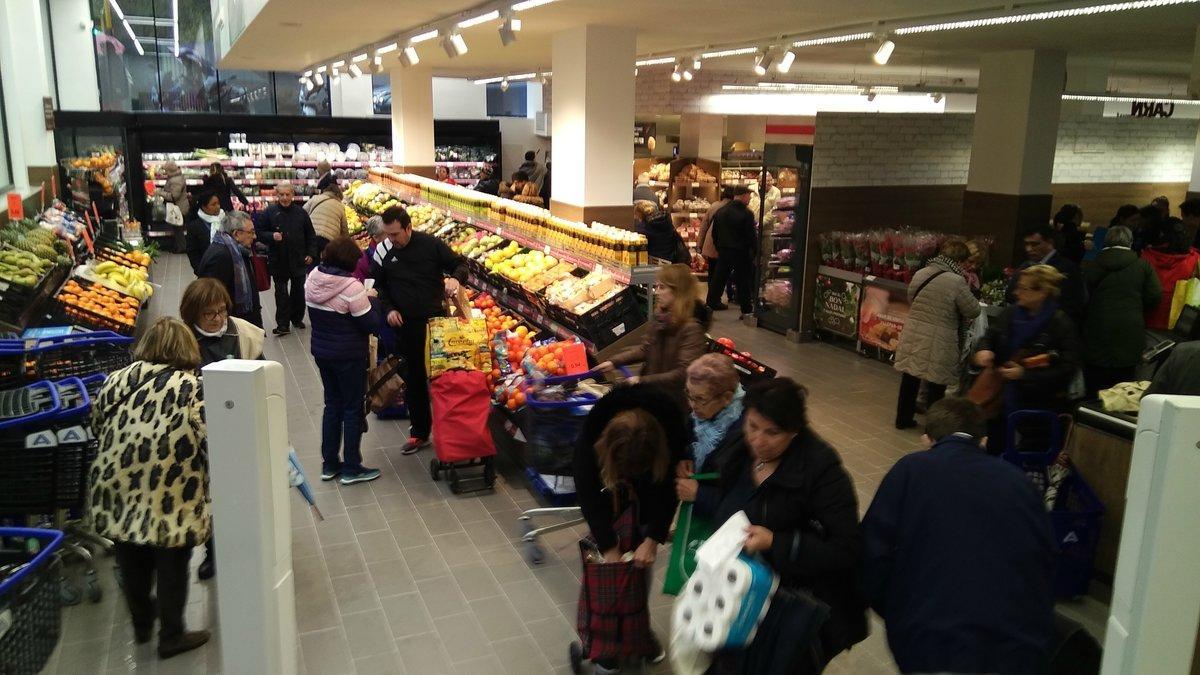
[0,264,70,333]
[48,278,140,336]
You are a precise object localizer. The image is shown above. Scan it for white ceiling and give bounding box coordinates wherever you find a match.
[220,0,1200,82]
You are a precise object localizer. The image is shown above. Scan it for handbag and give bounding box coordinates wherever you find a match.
[365,354,406,414]
[250,252,271,292]
[662,473,719,595]
[966,365,1005,417]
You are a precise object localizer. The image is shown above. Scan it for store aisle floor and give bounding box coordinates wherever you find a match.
[45,254,919,674]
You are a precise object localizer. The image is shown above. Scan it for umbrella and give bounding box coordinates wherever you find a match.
[287,447,324,521]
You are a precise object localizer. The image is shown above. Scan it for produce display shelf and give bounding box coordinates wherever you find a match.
[151,178,325,187]
[436,161,491,167]
[153,159,381,169]
[465,271,593,352]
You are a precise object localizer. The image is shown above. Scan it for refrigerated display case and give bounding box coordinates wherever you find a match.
[755,143,813,336]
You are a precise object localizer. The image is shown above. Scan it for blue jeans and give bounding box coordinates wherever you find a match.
[316,357,367,472]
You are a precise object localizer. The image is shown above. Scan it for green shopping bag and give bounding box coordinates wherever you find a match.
[662,473,719,596]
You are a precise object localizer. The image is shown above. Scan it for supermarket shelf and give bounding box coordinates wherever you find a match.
[436,161,491,167]
[145,158,382,169]
[672,182,720,189]
[150,178,324,187]
[466,271,592,352]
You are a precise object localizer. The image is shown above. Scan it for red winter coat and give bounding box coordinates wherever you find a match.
[1141,247,1200,330]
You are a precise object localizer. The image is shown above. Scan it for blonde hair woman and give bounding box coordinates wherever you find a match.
[596,264,709,404]
[89,318,211,659]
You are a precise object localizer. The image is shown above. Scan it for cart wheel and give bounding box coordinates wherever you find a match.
[60,577,82,606]
[429,458,441,481]
[448,467,462,494]
[86,571,103,603]
[569,641,585,674]
[483,458,496,487]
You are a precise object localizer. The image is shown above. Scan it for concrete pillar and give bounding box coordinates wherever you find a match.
[962,49,1066,264]
[679,113,724,161]
[0,0,58,192]
[389,66,435,177]
[550,25,635,225]
[48,0,100,111]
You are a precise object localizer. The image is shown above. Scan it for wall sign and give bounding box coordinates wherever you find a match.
[813,273,861,338]
[6,193,23,221]
[858,278,909,352]
[1129,101,1175,118]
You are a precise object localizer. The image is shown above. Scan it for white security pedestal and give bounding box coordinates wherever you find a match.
[202,360,297,675]
[1102,395,1200,675]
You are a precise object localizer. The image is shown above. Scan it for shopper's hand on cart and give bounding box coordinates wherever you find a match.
[676,477,698,502]
[974,350,995,367]
[625,375,640,385]
[444,278,461,295]
[676,460,694,479]
[632,539,659,568]
[594,360,615,373]
[998,362,1024,381]
[387,310,404,327]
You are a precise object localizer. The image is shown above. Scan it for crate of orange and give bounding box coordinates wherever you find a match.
[51,278,139,336]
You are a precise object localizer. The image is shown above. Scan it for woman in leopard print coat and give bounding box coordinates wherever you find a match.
[89,317,212,658]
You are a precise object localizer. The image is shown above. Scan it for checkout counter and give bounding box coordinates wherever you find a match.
[1070,402,1138,580]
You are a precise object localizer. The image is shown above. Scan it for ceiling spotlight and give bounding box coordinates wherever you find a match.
[371,54,385,74]
[539,72,549,85]
[313,71,325,86]
[777,48,796,74]
[442,31,468,58]
[348,62,363,78]
[866,91,876,102]
[399,45,420,67]
[304,78,315,92]
[634,67,639,76]
[682,69,693,81]
[873,36,895,65]
[499,13,522,46]
[500,78,510,92]
[671,64,682,82]
[330,65,341,83]
[692,56,702,71]
[753,50,774,77]
[932,92,943,103]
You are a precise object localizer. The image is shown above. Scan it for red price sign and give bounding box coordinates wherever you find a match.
[6,193,23,221]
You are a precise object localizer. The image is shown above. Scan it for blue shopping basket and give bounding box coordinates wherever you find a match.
[0,528,65,673]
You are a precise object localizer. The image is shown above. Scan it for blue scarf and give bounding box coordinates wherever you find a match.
[691,385,744,470]
[216,231,254,316]
[1004,299,1058,410]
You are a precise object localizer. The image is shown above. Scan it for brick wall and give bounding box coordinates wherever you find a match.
[812,113,975,188]
[1053,115,1198,183]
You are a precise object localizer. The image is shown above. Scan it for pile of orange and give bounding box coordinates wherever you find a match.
[57,279,138,329]
[527,343,567,376]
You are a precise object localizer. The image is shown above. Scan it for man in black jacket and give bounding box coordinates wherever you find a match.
[1005,224,1086,324]
[370,206,468,455]
[197,211,263,327]
[706,185,758,316]
[256,182,317,336]
[862,397,1055,675]
[474,165,500,196]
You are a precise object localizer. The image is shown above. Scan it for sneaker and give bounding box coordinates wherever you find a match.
[158,630,210,659]
[401,437,428,455]
[339,467,381,485]
[320,465,342,481]
[293,320,306,329]
[272,327,291,337]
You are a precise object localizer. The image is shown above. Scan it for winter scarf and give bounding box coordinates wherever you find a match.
[928,255,971,348]
[1005,299,1059,411]
[215,231,254,316]
[198,209,225,238]
[691,385,744,469]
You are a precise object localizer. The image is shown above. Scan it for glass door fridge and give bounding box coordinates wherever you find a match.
[755,143,813,336]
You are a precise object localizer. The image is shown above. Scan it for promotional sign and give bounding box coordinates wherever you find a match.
[858,278,909,352]
[6,193,23,221]
[813,272,861,338]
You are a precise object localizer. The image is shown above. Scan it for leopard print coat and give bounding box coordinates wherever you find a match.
[89,361,211,548]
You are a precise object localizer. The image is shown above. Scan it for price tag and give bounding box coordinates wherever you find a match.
[6,193,23,220]
[865,275,877,282]
[543,245,551,255]
[496,227,502,235]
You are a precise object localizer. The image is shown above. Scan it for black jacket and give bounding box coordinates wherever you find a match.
[861,435,1055,675]
[977,305,1080,412]
[714,430,868,660]
[573,385,689,553]
[185,216,213,273]
[196,240,262,325]
[1005,251,1086,324]
[202,173,247,212]
[711,200,758,254]
[639,211,690,264]
[475,177,500,196]
[691,411,747,520]
[256,203,317,276]
[369,231,468,322]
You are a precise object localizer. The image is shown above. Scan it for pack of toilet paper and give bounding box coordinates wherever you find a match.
[670,511,779,657]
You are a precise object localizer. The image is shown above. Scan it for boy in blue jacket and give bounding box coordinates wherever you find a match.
[862,397,1056,675]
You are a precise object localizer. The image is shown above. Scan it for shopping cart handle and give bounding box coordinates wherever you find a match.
[0,380,63,431]
[536,365,632,387]
[54,376,91,418]
[0,528,65,595]
[524,366,633,410]
[31,330,135,349]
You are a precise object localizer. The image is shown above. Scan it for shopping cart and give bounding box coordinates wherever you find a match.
[0,330,133,389]
[517,367,628,565]
[0,376,112,605]
[0,528,65,674]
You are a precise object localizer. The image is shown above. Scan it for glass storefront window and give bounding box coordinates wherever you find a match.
[276,73,331,117]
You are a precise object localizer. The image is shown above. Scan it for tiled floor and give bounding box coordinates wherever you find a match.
[40,253,1072,674]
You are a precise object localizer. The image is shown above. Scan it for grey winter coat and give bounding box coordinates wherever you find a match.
[893,259,981,385]
[161,173,190,217]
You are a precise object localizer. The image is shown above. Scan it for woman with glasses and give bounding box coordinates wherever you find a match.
[596,264,709,407]
[196,210,263,328]
[178,277,265,580]
[675,353,747,518]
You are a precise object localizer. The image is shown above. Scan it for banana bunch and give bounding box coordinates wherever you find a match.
[93,260,153,301]
[0,248,50,287]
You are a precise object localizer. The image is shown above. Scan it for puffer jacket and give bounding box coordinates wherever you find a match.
[893,258,980,385]
[161,172,190,217]
[89,362,210,548]
[1083,247,1161,367]
[609,300,710,406]
[1141,246,1200,330]
[638,211,689,264]
[305,264,378,361]
[304,192,348,243]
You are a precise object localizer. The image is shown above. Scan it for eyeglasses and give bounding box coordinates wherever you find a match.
[201,307,229,321]
[685,390,715,405]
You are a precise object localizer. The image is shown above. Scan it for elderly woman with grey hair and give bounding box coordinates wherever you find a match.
[674,353,747,518]
[352,215,385,282]
[197,210,264,327]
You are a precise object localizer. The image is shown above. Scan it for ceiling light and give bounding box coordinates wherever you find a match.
[872,37,895,65]
[792,32,875,47]
[702,46,758,59]
[351,53,368,63]
[410,29,439,43]
[866,91,877,101]
[399,45,420,67]
[683,69,693,81]
[693,56,702,70]
[777,48,796,73]
[895,0,1200,35]
[499,14,521,46]
[370,55,384,74]
[753,51,774,76]
[635,57,675,66]
[442,32,468,57]
[348,62,363,78]
[932,92,943,103]
[107,0,125,20]
[539,72,549,85]
[171,0,179,56]
[671,64,682,82]
[376,42,398,55]
[1062,93,1200,105]
[119,18,143,55]
[512,0,558,10]
[634,67,639,76]
[313,70,325,86]
[332,59,346,68]
[500,78,510,92]
[474,76,503,84]
[303,77,315,92]
[458,9,500,28]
